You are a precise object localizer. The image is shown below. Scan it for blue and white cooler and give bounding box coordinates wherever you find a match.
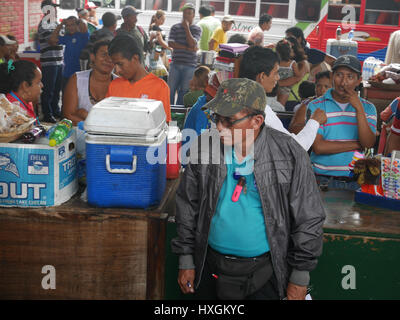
[326,39,358,58]
[84,97,167,209]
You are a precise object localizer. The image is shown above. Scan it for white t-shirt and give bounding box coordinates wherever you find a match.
[264,104,319,151]
[248,26,264,46]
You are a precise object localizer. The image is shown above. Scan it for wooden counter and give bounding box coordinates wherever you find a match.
[0,179,180,300]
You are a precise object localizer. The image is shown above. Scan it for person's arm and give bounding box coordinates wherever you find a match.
[312,134,362,154]
[182,20,197,50]
[289,103,307,134]
[171,152,200,294]
[48,22,64,46]
[287,141,326,299]
[160,82,171,122]
[345,86,377,148]
[264,104,325,151]
[78,19,88,33]
[208,38,216,51]
[155,32,172,51]
[62,74,86,126]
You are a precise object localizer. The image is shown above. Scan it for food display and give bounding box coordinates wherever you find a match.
[0,94,35,141]
[369,63,400,84]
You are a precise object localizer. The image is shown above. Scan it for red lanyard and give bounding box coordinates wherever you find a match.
[10,92,39,125]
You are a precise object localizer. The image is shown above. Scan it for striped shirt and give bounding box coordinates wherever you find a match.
[38,19,64,67]
[168,23,201,67]
[308,88,377,177]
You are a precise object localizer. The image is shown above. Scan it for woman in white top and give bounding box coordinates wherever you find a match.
[63,39,116,125]
[240,46,327,151]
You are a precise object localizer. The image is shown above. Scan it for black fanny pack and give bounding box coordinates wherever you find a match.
[207,247,273,300]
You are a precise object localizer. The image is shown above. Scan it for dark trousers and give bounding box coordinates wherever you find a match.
[194,248,280,300]
[41,64,63,118]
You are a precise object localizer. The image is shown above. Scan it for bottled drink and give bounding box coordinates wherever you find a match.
[348,29,354,41]
[336,25,342,40]
[21,125,46,144]
[49,118,73,147]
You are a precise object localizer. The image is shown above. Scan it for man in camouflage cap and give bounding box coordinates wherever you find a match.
[202,78,266,116]
[172,77,326,300]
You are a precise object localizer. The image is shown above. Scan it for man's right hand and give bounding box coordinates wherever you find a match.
[178,269,195,294]
[182,19,190,30]
[311,108,327,125]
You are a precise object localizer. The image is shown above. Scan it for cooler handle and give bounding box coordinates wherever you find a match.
[105,154,137,174]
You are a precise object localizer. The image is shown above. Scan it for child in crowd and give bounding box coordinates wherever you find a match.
[266,84,285,112]
[289,71,332,134]
[293,81,315,113]
[275,39,301,106]
[183,65,210,108]
[314,70,332,97]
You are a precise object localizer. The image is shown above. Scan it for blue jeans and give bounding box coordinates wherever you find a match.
[316,175,360,191]
[168,62,196,105]
[41,64,63,118]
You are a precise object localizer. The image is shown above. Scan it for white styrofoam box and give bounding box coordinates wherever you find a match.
[326,39,358,58]
[0,131,78,207]
[84,97,166,137]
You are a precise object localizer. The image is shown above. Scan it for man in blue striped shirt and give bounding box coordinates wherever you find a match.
[308,55,377,190]
[168,3,202,105]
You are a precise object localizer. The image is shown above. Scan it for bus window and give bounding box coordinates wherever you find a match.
[59,0,83,10]
[295,0,321,22]
[327,0,361,23]
[100,0,115,8]
[200,1,225,15]
[229,0,256,17]
[145,0,168,11]
[121,0,141,8]
[260,0,289,19]
[172,0,195,12]
[364,0,400,26]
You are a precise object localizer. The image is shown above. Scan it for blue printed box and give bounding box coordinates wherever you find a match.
[0,131,78,207]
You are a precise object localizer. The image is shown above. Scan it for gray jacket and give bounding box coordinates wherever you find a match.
[171,125,326,298]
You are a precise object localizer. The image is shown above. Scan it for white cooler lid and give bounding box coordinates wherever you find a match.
[84,97,166,137]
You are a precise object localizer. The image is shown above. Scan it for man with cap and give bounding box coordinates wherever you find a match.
[38,0,63,123]
[116,6,149,54]
[308,55,377,190]
[172,78,326,300]
[0,35,17,63]
[208,15,234,51]
[168,2,202,105]
[85,1,99,27]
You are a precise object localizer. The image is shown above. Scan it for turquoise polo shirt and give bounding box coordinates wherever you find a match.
[208,148,270,258]
[308,89,377,177]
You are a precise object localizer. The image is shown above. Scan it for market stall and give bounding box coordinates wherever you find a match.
[0,178,180,300]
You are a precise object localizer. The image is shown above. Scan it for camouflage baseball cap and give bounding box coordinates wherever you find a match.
[202,78,266,117]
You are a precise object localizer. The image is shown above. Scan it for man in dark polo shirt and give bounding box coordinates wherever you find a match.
[168,3,202,105]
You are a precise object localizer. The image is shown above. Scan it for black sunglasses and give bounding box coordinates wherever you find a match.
[210,113,258,128]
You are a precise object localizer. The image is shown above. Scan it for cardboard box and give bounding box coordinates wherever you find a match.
[0,131,78,207]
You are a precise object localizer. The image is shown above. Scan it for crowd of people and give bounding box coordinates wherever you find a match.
[1,0,400,301]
